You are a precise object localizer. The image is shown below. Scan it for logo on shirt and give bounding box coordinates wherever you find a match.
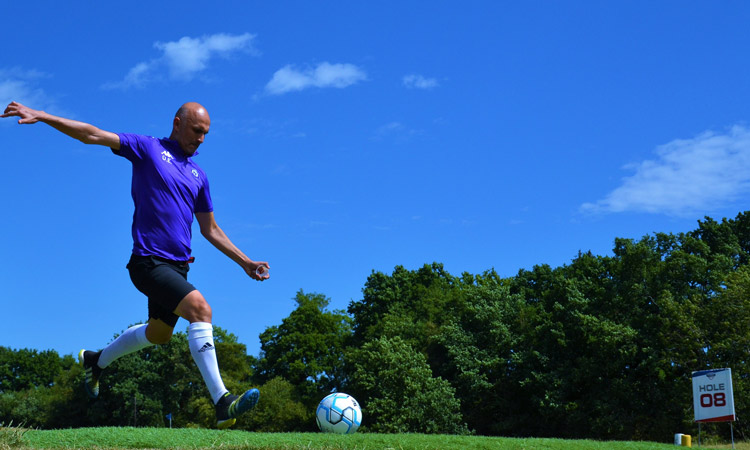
[161,150,174,164]
[192,169,199,178]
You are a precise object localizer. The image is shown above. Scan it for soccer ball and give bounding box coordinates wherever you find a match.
[316,392,362,434]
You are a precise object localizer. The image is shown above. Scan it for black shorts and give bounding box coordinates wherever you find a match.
[127,254,197,328]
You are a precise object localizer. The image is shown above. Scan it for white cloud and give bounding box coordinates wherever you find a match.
[265,62,366,95]
[119,62,153,89]
[156,33,257,79]
[402,74,438,89]
[581,125,750,216]
[104,33,257,89]
[0,67,56,118]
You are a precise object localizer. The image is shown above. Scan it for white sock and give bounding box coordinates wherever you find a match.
[98,323,152,369]
[188,322,228,404]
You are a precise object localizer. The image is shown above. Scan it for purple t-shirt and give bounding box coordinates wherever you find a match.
[114,133,213,261]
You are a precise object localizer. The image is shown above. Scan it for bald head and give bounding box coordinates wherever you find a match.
[170,102,211,156]
[175,102,209,122]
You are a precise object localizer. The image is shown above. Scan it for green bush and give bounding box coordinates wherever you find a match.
[237,377,311,432]
[347,336,468,434]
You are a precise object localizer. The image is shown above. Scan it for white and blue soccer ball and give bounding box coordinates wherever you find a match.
[316,392,362,434]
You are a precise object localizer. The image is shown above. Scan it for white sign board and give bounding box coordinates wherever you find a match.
[692,368,735,423]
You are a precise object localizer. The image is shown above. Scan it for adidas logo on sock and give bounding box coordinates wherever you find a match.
[198,342,215,353]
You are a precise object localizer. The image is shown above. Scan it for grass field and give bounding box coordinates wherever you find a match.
[0,426,738,450]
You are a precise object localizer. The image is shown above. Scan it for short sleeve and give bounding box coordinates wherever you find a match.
[112,133,151,163]
[195,176,214,213]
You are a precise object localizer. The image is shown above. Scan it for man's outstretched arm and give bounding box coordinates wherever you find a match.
[2,101,120,149]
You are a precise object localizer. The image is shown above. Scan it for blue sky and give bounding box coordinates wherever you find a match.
[3,1,750,358]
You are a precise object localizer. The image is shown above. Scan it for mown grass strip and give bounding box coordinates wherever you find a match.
[7,427,729,450]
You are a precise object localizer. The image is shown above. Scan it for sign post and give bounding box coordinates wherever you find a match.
[692,368,735,448]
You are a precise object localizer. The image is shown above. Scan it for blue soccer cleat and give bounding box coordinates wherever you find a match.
[215,388,260,429]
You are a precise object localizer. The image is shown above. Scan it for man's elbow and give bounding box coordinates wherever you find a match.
[83,130,119,148]
[80,134,99,145]
[200,226,219,242]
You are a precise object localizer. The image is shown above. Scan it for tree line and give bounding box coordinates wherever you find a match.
[4,212,750,441]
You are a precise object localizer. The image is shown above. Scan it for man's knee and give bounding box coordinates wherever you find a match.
[148,331,173,345]
[145,321,174,345]
[175,290,212,323]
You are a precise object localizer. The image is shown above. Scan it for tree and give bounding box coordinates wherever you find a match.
[432,283,522,435]
[0,353,83,428]
[236,377,310,431]
[346,336,468,434]
[0,347,69,393]
[254,290,352,407]
[348,263,466,354]
[505,246,696,439]
[697,266,750,439]
[348,263,481,394]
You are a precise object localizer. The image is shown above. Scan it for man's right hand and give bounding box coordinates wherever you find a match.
[2,101,44,124]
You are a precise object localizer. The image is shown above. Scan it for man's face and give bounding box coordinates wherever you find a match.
[173,107,210,156]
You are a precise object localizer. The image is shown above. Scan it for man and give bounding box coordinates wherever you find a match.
[1,101,269,429]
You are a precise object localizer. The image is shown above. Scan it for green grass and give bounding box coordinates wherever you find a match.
[0,426,733,450]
